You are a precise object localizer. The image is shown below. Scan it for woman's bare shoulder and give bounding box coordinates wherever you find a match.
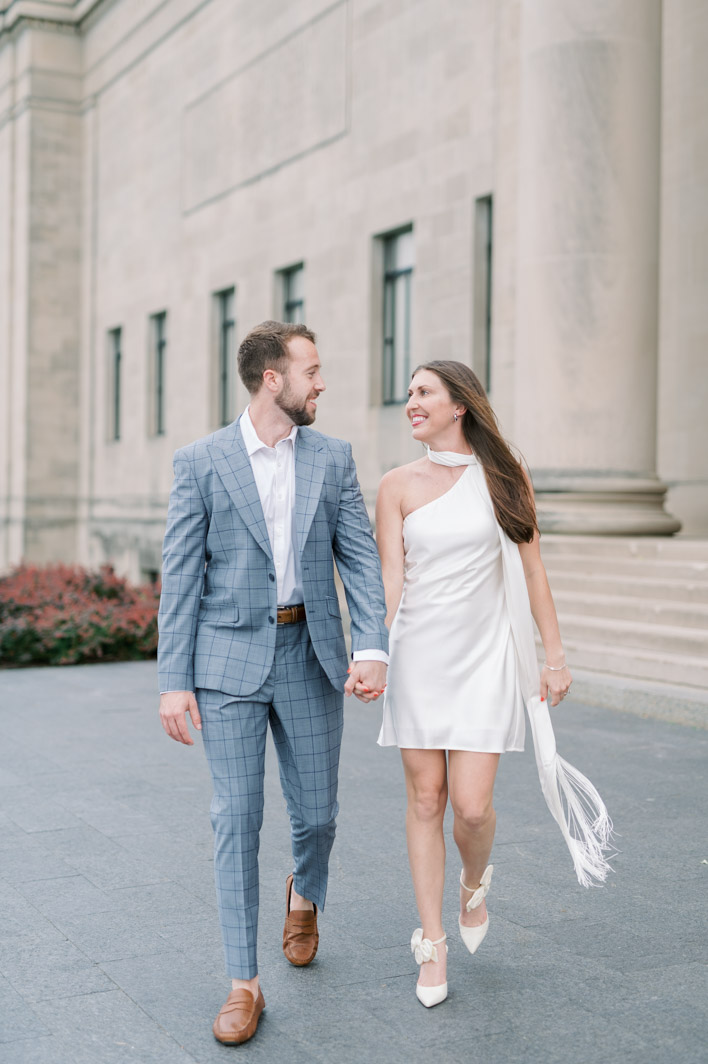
[379,459,427,496]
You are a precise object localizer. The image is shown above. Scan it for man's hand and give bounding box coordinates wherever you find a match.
[159,691,202,745]
[344,661,387,704]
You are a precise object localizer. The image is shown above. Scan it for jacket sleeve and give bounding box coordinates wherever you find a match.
[332,444,389,655]
[157,451,209,692]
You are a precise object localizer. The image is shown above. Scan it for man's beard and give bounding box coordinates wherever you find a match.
[275,380,316,426]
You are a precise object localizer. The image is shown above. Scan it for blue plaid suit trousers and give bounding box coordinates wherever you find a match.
[198,620,342,979]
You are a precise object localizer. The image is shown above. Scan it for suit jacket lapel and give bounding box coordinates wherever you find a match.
[208,423,273,561]
[294,430,327,555]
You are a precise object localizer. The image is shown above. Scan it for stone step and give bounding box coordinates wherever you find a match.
[543,554,708,582]
[553,590,708,629]
[539,534,708,562]
[537,535,708,696]
[545,571,708,604]
[556,612,708,658]
[551,637,708,690]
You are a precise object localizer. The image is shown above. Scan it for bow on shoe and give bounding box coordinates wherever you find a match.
[410,928,439,965]
[464,864,494,913]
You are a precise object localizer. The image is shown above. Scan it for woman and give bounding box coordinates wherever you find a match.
[376,361,610,1008]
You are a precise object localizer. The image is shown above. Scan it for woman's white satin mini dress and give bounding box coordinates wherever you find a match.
[378,463,526,752]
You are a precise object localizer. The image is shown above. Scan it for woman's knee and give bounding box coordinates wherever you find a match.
[452,799,495,834]
[408,783,448,823]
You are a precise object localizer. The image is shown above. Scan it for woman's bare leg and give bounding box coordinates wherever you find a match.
[447,751,499,928]
[400,748,448,988]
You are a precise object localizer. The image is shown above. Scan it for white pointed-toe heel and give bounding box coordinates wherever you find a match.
[411,929,448,1008]
[458,864,493,955]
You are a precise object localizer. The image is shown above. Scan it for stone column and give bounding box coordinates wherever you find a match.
[0,20,83,566]
[514,0,680,534]
[657,0,708,535]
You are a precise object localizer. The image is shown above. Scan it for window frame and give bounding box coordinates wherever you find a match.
[107,326,122,442]
[381,227,414,405]
[215,287,236,428]
[278,263,305,324]
[473,195,493,393]
[149,310,167,437]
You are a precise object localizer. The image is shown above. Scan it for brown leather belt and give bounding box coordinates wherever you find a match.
[276,604,306,625]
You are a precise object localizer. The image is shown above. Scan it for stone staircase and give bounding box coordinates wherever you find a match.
[539,536,708,701]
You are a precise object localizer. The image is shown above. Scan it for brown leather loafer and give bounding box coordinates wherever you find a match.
[283,873,319,966]
[212,987,265,1045]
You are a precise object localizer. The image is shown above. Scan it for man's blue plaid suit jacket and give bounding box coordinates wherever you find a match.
[157,418,389,697]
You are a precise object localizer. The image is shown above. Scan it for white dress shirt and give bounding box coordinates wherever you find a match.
[240,406,302,605]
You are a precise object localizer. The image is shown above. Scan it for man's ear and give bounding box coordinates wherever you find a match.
[262,368,280,393]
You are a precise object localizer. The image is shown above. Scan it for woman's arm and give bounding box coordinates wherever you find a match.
[375,471,406,629]
[518,532,572,707]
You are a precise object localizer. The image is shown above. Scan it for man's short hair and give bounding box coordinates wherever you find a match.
[237,320,316,394]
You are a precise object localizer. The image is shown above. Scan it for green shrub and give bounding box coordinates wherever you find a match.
[0,564,160,667]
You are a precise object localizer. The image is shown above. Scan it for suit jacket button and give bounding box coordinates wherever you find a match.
[268,616,275,624]
[269,573,275,581]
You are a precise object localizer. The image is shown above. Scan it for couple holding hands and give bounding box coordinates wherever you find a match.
[158,320,611,1045]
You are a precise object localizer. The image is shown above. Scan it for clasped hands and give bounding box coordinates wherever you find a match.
[160,660,388,745]
[344,660,387,704]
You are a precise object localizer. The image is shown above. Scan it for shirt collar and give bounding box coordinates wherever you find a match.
[240,406,298,457]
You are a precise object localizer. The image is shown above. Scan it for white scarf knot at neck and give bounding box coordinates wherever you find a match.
[426,446,477,467]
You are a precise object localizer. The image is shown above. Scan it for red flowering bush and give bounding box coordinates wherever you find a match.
[0,564,160,667]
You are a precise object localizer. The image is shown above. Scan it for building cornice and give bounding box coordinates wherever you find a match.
[0,0,107,37]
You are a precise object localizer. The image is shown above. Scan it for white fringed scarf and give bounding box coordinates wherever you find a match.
[428,447,614,887]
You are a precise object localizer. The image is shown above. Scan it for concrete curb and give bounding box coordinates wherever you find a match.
[567,668,708,729]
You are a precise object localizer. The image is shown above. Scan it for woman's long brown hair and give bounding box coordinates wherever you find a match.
[414,360,537,543]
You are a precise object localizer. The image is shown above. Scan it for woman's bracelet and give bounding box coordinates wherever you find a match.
[543,661,567,671]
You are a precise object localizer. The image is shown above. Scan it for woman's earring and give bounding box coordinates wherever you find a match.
[453,413,459,422]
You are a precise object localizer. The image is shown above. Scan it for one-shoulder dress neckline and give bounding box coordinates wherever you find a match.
[402,465,473,527]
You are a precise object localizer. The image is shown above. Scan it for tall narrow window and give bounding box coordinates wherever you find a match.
[108,327,122,441]
[280,263,305,323]
[150,311,167,436]
[382,228,414,404]
[473,195,493,392]
[216,288,236,427]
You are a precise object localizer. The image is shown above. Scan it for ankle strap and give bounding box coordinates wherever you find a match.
[460,865,494,911]
[410,929,447,965]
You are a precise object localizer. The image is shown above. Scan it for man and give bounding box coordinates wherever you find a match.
[157,321,388,1045]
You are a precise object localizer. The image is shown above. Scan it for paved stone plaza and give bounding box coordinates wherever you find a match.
[1,661,706,1063]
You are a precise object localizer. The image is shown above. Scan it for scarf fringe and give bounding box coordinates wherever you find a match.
[539,752,616,888]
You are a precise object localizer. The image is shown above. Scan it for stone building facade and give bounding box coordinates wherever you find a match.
[1,0,707,585]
